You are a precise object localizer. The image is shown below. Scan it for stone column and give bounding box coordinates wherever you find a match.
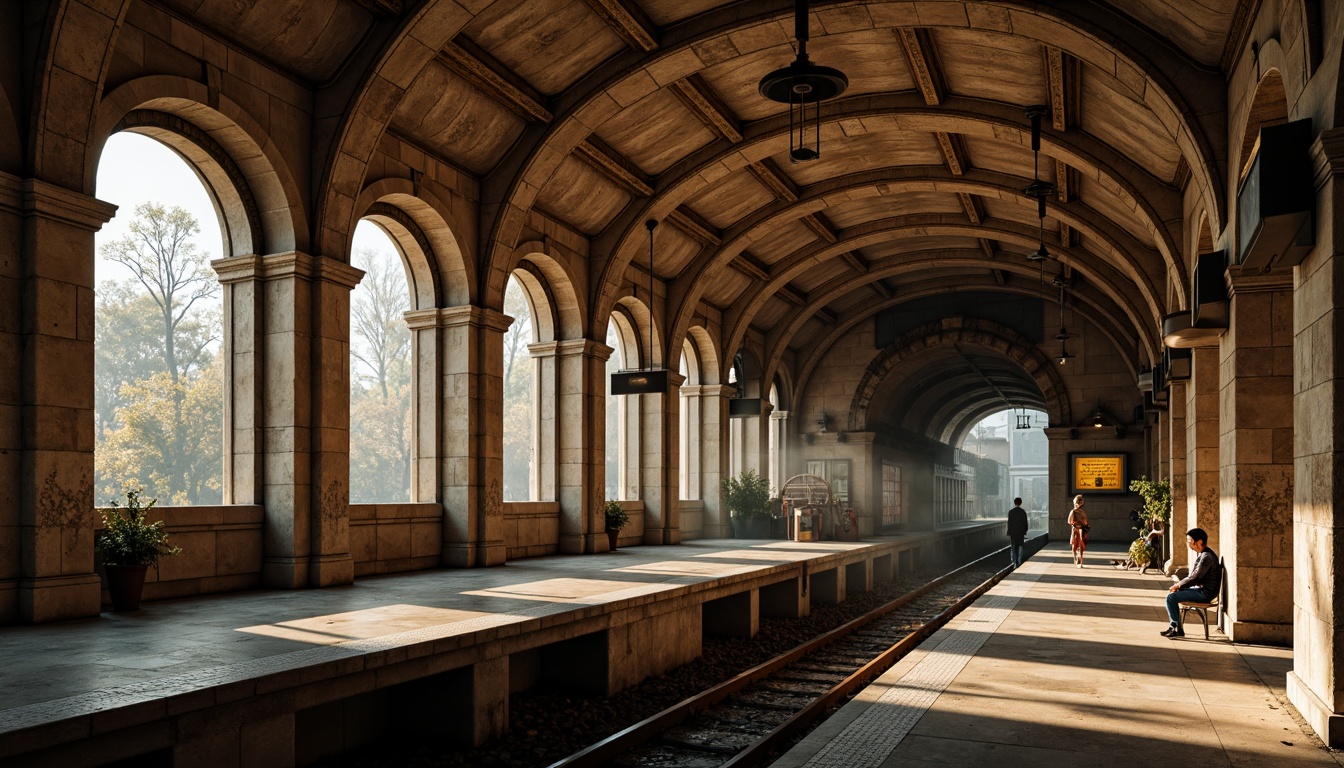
[770,409,791,491]
[8,177,115,623]
[1186,346,1221,551]
[555,339,610,553]
[406,310,441,503]
[432,306,511,567]
[1167,379,1189,569]
[1219,270,1294,644]
[640,372,684,545]
[214,253,363,588]
[528,341,558,501]
[701,385,733,538]
[1288,128,1344,745]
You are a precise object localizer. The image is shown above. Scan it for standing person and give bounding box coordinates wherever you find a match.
[1067,494,1089,567]
[1161,528,1220,638]
[1007,497,1028,568]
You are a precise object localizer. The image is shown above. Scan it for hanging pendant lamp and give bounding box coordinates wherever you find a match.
[609,220,669,395]
[758,0,849,162]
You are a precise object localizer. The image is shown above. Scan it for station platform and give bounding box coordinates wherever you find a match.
[0,523,1004,767]
[774,542,1341,768]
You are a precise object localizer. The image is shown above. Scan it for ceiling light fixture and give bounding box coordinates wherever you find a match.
[1023,105,1056,263]
[1055,277,1073,364]
[758,0,849,163]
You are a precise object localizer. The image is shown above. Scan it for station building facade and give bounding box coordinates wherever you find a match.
[3,0,1344,747]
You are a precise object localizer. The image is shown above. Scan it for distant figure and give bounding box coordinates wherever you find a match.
[1162,527,1220,638]
[1067,494,1089,568]
[1007,497,1028,568]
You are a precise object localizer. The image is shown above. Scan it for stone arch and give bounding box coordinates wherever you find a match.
[682,325,720,386]
[0,77,21,174]
[356,178,474,308]
[489,1,1225,292]
[508,241,585,342]
[611,295,662,370]
[849,318,1072,434]
[95,76,306,255]
[1238,68,1289,182]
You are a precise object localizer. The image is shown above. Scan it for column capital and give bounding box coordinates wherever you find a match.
[1312,126,1344,189]
[212,252,365,289]
[0,173,117,231]
[527,340,559,357]
[1226,268,1294,296]
[555,337,613,362]
[403,305,513,333]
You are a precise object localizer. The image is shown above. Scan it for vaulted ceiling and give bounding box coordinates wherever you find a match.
[141,0,1243,421]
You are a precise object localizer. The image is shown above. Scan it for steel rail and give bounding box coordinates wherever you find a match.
[546,533,1045,768]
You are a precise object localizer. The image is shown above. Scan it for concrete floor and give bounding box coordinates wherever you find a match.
[775,543,1342,768]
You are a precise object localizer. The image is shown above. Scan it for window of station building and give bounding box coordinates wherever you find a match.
[501,276,535,501]
[806,459,850,506]
[881,462,902,527]
[348,220,412,504]
[94,132,225,506]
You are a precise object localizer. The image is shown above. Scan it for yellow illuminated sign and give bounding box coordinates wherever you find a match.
[1071,454,1126,493]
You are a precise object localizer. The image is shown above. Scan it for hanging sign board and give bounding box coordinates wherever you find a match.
[610,369,669,395]
[1069,452,1128,494]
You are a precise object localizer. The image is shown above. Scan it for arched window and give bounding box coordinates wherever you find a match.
[93,132,224,506]
[348,220,412,503]
[502,276,535,501]
[605,316,641,501]
[678,341,696,500]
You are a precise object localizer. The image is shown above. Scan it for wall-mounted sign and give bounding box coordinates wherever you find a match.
[1069,452,1128,494]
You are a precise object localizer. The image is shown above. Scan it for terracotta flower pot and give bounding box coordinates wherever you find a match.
[104,564,150,611]
[606,528,620,551]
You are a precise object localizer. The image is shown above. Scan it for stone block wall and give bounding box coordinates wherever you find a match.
[94,505,264,603]
[504,501,562,558]
[679,499,705,539]
[349,503,443,576]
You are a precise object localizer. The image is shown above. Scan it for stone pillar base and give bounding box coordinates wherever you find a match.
[262,555,353,589]
[308,554,354,587]
[1226,619,1291,645]
[642,527,681,545]
[1288,671,1344,747]
[19,573,101,623]
[442,542,507,568]
[559,532,604,554]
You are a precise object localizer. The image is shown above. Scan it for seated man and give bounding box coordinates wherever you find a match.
[1161,527,1220,638]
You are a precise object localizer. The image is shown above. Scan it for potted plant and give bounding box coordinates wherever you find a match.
[722,469,773,539]
[96,489,181,611]
[604,500,629,551]
[1129,475,1172,564]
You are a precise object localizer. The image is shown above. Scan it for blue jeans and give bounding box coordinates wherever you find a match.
[1009,538,1025,568]
[1166,587,1211,625]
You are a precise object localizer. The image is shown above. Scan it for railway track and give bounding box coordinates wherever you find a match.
[546,536,1043,768]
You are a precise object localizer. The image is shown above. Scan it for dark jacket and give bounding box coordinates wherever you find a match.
[1006,506,1028,539]
[1175,548,1220,595]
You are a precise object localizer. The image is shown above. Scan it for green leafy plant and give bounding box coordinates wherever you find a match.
[721,469,773,519]
[604,500,629,531]
[1128,537,1152,567]
[96,488,182,567]
[1128,476,1172,529]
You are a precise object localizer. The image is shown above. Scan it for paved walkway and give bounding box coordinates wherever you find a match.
[775,543,1343,768]
[0,537,897,720]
